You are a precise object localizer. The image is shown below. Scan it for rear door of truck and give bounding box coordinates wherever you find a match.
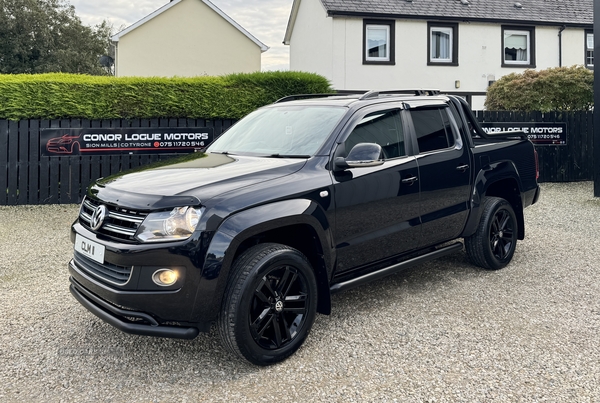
[405,101,473,247]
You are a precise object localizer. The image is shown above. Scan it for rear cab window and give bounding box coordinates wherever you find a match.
[410,107,456,153]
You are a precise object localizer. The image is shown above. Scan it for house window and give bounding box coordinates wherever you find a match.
[502,26,535,67]
[585,30,594,68]
[363,19,395,65]
[428,22,458,66]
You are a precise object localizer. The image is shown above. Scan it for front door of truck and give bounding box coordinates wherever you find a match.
[331,106,421,273]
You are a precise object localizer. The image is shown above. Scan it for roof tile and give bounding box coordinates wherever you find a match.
[320,0,593,26]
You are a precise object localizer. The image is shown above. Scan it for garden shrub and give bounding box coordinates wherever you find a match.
[0,71,333,120]
[485,66,593,112]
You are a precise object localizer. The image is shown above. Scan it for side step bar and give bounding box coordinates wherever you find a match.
[330,242,463,294]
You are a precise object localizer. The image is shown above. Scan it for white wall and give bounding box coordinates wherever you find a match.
[115,0,262,77]
[289,15,590,109]
[288,0,333,81]
[562,28,587,66]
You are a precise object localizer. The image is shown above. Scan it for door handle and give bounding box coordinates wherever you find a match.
[401,176,418,185]
[456,164,470,172]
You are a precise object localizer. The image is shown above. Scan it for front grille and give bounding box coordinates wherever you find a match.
[80,198,147,242]
[73,251,133,286]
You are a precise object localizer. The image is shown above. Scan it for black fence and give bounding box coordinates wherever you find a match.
[474,110,594,183]
[0,111,595,205]
[0,118,235,206]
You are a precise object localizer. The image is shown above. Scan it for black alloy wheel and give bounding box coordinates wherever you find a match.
[489,206,516,261]
[249,265,310,350]
[465,196,518,270]
[219,243,317,366]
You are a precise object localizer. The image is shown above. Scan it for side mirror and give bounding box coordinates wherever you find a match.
[335,143,384,170]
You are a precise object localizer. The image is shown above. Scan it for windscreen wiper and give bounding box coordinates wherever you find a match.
[268,154,310,158]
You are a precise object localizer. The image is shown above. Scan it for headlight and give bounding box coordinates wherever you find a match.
[135,206,202,242]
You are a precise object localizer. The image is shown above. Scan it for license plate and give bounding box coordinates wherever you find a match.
[75,234,105,264]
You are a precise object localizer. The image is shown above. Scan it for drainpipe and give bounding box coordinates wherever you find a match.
[558,25,566,67]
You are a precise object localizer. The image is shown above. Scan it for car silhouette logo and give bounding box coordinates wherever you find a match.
[91,205,108,231]
[46,134,81,154]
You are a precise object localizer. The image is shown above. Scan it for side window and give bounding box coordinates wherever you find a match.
[345,109,405,159]
[411,108,455,153]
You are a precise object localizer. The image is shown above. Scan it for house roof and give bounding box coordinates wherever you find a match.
[112,0,269,53]
[285,0,592,43]
[321,0,592,26]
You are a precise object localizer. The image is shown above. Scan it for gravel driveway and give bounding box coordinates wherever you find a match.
[1,182,600,402]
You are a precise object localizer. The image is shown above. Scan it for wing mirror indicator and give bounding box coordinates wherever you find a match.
[334,143,384,169]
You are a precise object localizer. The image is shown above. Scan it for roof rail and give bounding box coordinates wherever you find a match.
[358,89,441,100]
[274,91,366,103]
[358,90,380,100]
[392,89,440,96]
[275,93,336,103]
[275,89,441,103]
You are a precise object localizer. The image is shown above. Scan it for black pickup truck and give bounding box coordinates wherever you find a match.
[69,90,540,365]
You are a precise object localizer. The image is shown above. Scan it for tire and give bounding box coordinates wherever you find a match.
[218,243,318,366]
[465,197,518,270]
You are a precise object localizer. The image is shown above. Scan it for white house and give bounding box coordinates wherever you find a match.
[112,0,268,77]
[284,0,593,109]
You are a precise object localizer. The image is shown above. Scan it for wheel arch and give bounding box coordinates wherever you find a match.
[462,160,525,240]
[193,199,334,324]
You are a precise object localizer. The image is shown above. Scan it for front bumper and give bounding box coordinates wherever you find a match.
[68,221,221,336]
[69,276,200,339]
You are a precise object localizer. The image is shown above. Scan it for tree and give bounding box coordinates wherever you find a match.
[0,0,110,75]
[485,66,594,112]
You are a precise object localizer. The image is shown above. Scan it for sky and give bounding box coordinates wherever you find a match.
[69,0,294,71]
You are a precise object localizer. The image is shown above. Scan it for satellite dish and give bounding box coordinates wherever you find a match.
[99,55,114,67]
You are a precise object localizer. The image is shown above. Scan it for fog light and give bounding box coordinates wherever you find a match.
[152,269,178,286]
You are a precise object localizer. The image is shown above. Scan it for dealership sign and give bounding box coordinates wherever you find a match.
[479,122,567,145]
[41,127,215,156]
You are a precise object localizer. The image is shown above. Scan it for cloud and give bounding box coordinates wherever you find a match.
[69,0,293,70]
[71,1,166,30]
[216,0,292,71]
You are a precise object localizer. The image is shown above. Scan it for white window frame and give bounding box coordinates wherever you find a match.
[503,29,531,65]
[586,31,594,68]
[365,24,390,62]
[430,26,453,63]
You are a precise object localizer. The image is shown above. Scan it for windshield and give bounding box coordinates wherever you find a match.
[207,105,346,157]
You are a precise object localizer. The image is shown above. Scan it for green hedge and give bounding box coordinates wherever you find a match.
[0,71,333,120]
[485,66,594,112]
